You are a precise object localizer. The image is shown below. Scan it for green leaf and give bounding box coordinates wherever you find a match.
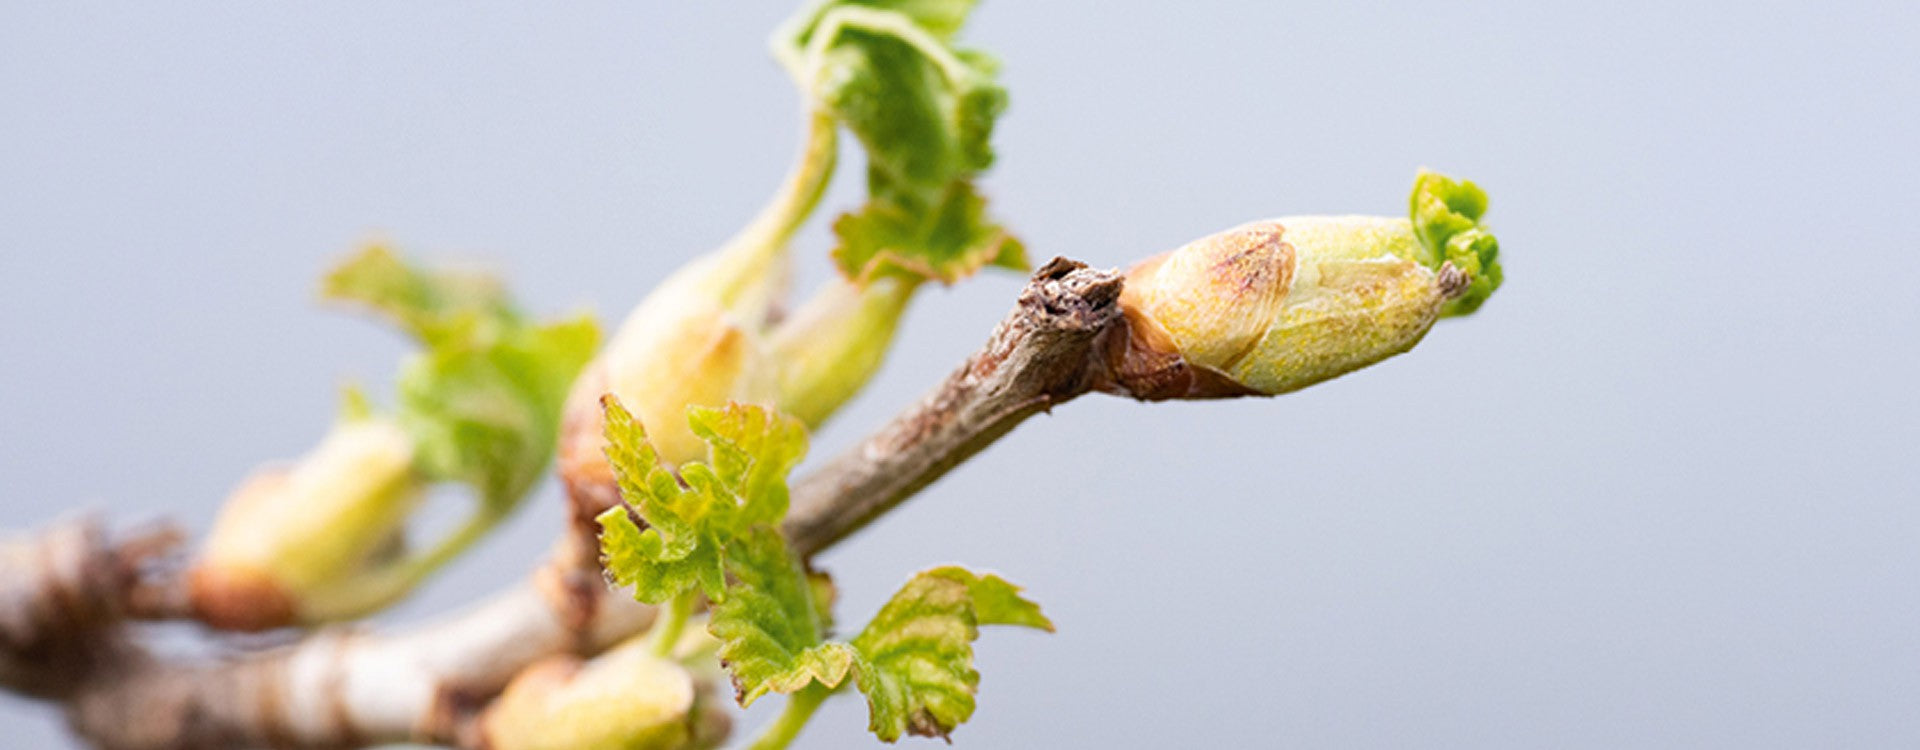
[321,244,514,347]
[324,245,599,513]
[684,403,809,530]
[927,567,1054,631]
[596,398,812,605]
[596,397,730,603]
[598,504,726,610]
[707,528,858,706]
[847,566,1050,741]
[1409,170,1502,317]
[776,1,1024,284]
[400,315,599,512]
[785,0,979,44]
[832,179,1026,284]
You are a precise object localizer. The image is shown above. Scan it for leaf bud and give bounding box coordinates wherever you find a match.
[481,636,730,750]
[189,417,423,629]
[1109,171,1500,398]
[591,245,786,468]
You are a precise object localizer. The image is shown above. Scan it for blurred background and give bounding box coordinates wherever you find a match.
[4,2,1918,748]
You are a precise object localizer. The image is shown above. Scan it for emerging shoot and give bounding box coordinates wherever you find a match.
[566,0,1022,480]
[190,245,597,628]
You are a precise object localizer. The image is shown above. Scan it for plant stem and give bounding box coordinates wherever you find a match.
[649,590,694,658]
[307,509,499,620]
[710,107,839,304]
[744,684,832,750]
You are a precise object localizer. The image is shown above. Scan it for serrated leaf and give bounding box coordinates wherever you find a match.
[924,566,1054,631]
[596,397,730,603]
[707,528,856,706]
[596,398,812,605]
[777,1,1024,284]
[848,566,1050,741]
[820,31,1000,196]
[832,179,1026,284]
[685,403,808,529]
[597,505,726,607]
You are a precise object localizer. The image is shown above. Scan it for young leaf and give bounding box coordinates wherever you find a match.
[596,397,730,603]
[776,0,1025,284]
[706,528,858,706]
[847,567,1051,741]
[596,398,811,605]
[926,566,1054,631]
[1409,170,1502,317]
[325,244,599,513]
[832,179,1026,284]
[400,315,599,512]
[684,402,809,530]
[321,243,514,346]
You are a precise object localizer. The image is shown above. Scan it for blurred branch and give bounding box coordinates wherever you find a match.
[1,257,1149,750]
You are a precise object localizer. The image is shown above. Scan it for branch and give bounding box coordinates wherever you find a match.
[2,514,653,750]
[783,257,1126,555]
[4,257,1144,750]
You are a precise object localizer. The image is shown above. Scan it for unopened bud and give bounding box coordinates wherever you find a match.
[767,276,915,427]
[594,244,786,467]
[190,418,422,629]
[572,248,918,475]
[1110,171,1500,398]
[482,636,729,750]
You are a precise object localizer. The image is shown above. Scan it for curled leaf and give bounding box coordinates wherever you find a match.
[847,567,1051,741]
[1410,170,1502,316]
[708,529,856,706]
[776,0,1024,284]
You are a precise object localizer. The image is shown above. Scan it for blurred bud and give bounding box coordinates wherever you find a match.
[595,246,786,467]
[482,636,730,750]
[766,276,915,427]
[190,418,422,629]
[568,246,918,480]
[1111,171,1500,398]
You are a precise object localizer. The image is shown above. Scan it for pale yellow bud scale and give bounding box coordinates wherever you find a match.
[1122,216,1456,396]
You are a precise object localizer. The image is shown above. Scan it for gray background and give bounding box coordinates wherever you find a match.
[4,2,1918,748]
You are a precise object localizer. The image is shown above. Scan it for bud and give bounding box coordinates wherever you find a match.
[596,244,786,467]
[482,636,730,750]
[1112,170,1500,398]
[190,417,423,629]
[766,276,915,426]
[577,249,920,471]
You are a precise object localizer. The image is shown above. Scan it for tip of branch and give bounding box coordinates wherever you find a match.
[1022,257,1123,332]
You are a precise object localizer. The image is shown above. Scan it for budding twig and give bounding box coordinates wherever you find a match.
[1,259,1136,750]
[4,200,1498,744]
